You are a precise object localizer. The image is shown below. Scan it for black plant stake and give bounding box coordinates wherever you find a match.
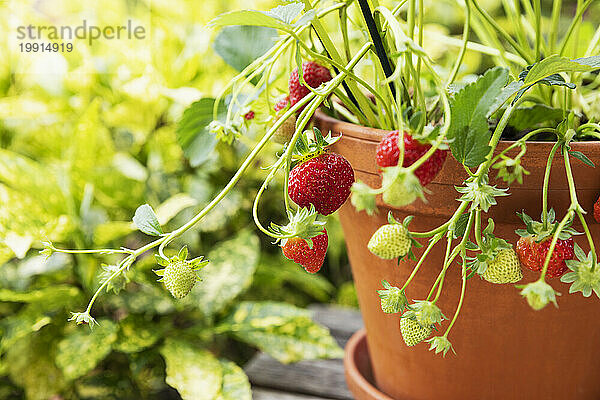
[357,0,396,98]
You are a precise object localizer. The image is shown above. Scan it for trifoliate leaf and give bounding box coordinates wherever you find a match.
[132,204,163,236]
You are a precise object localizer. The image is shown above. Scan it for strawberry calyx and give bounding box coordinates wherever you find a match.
[561,244,600,298]
[466,218,512,276]
[515,209,580,243]
[291,127,341,165]
[377,280,409,314]
[425,336,455,357]
[269,205,327,247]
[410,300,446,326]
[517,280,560,310]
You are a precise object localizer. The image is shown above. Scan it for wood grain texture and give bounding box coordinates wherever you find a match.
[253,387,332,400]
[246,354,353,400]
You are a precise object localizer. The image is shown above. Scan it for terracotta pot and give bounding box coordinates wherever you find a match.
[315,110,600,400]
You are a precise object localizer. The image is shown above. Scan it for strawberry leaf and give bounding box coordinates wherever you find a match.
[213,26,278,73]
[448,67,510,167]
[177,98,226,167]
[132,204,163,236]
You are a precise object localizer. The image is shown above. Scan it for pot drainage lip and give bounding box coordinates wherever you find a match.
[344,329,395,400]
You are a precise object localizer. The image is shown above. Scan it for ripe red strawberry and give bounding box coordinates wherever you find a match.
[594,196,600,223]
[515,237,540,271]
[288,153,355,215]
[516,236,574,278]
[244,110,255,120]
[289,62,332,112]
[376,131,448,186]
[537,237,574,278]
[274,96,289,112]
[281,230,328,273]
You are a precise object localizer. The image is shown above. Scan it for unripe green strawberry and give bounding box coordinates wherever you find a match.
[154,248,208,299]
[368,224,411,259]
[381,167,424,207]
[400,314,432,346]
[161,260,198,299]
[482,248,523,284]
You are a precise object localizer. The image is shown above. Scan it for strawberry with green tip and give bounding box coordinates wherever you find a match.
[154,247,208,299]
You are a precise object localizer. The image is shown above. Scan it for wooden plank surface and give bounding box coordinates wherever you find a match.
[247,305,363,400]
[253,387,332,400]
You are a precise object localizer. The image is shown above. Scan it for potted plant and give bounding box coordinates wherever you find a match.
[44,0,600,399]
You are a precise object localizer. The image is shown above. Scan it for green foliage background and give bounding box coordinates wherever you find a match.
[0,0,350,398]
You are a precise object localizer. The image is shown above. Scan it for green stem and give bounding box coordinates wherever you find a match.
[430,212,475,303]
[539,209,574,280]
[301,0,380,127]
[470,0,533,63]
[542,140,562,229]
[446,0,471,85]
[558,0,593,56]
[549,0,562,54]
[474,209,484,249]
[533,0,541,61]
[443,258,467,336]
[400,233,444,292]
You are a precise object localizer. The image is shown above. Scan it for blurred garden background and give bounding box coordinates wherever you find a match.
[1,0,599,399]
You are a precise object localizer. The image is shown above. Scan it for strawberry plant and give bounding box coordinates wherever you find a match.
[6,3,600,397]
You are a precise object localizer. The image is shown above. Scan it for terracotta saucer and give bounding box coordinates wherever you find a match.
[344,329,395,400]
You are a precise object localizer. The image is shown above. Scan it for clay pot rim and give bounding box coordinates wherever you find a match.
[315,109,600,150]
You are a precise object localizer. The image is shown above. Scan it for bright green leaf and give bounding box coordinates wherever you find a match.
[6,330,66,400]
[209,10,291,31]
[523,55,595,86]
[113,315,162,353]
[217,360,252,400]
